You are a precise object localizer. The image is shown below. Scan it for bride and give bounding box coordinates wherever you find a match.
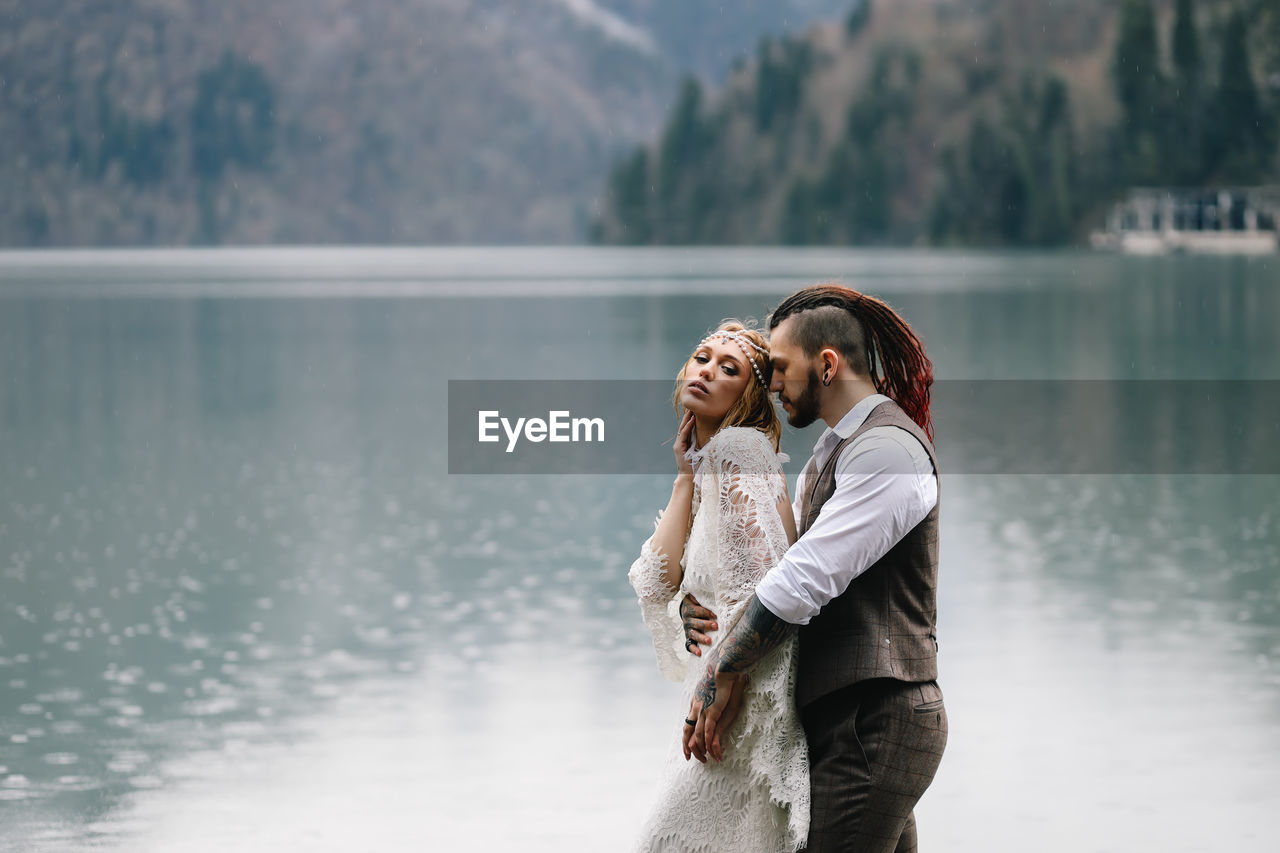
[627,320,809,852]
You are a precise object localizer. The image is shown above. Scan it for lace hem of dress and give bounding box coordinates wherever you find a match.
[634,634,809,853]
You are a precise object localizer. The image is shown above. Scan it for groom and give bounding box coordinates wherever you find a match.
[681,283,946,853]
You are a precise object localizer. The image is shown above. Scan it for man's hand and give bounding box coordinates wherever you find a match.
[679,593,718,657]
[682,658,747,763]
[681,595,791,762]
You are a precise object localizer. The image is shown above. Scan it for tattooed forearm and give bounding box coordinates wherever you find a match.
[715,595,792,676]
[689,596,788,721]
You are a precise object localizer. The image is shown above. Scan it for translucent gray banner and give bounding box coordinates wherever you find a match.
[447,380,1280,475]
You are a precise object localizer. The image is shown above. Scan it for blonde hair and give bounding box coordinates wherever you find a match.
[672,319,783,451]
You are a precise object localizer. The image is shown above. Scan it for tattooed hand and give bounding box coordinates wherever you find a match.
[684,594,791,762]
[683,653,747,763]
[679,593,718,656]
[683,654,718,763]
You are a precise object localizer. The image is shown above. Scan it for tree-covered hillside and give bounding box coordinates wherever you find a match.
[0,0,680,246]
[0,0,861,246]
[592,0,1280,246]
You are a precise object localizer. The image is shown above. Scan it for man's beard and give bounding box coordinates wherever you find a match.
[783,368,823,428]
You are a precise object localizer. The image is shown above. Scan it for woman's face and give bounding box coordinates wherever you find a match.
[680,337,752,421]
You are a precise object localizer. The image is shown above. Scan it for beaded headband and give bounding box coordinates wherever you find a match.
[697,330,770,389]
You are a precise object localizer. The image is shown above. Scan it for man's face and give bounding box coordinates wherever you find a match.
[769,317,823,429]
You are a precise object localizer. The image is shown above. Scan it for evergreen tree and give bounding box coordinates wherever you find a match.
[754,37,813,133]
[657,77,706,203]
[1031,75,1076,243]
[1213,9,1270,180]
[1263,1,1280,175]
[190,52,276,182]
[1112,0,1164,183]
[1259,1,1280,82]
[964,116,1023,243]
[190,52,276,243]
[89,73,175,187]
[846,0,871,37]
[1167,0,1205,183]
[1171,0,1200,83]
[1112,0,1162,132]
[604,148,653,245]
[782,178,823,244]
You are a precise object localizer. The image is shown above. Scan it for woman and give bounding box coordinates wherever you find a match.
[627,320,809,852]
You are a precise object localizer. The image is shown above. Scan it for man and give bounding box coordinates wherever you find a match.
[681,283,946,853]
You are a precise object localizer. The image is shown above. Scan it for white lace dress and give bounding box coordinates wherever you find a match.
[627,426,810,853]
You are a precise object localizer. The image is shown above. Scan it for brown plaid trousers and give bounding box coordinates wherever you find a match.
[800,679,947,852]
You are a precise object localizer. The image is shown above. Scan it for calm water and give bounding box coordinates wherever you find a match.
[1,248,1278,851]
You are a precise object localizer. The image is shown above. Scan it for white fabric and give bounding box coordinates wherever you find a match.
[755,393,938,626]
[627,426,809,853]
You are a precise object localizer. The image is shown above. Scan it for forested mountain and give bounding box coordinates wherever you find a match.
[593,0,1280,246]
[0,0,851,246]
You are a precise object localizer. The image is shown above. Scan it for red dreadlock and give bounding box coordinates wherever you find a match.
[768,283,934,440]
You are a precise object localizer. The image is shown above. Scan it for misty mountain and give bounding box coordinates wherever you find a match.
[0,0,857,246]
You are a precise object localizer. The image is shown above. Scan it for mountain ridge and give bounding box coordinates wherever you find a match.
[0,0,851,246]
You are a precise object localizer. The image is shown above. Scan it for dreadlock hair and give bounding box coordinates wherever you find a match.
[768,283,934,440]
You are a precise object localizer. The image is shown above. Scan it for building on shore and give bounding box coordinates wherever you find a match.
[1091,187,1280,255]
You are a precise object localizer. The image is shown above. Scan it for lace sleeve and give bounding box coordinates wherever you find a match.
[709,428,791,627]
[627,514,688,682]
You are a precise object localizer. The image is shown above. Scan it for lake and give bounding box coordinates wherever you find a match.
[1,247,1278,851]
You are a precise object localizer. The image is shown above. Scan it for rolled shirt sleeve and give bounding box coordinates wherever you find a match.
[754,427,937,626]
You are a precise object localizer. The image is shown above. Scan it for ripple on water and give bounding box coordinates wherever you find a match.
[183,696,240,716]
[221,720,267,738]
[127,775,163,789]
[106,750,149,774]
[42,753,79,766]
[54,776,100,792]
[35,687,84,704]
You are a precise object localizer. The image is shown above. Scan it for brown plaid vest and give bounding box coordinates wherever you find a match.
[794,398,940,708]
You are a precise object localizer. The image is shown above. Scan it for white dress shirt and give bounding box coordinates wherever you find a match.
[754,394,938,626]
